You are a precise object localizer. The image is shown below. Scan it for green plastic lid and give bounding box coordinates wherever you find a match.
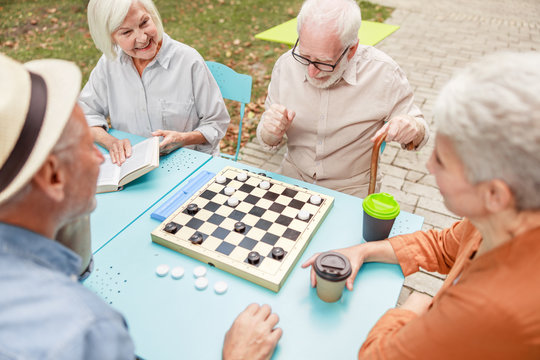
[362,192,400,220]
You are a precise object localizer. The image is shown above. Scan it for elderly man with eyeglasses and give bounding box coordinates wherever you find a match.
[257,0,428,198]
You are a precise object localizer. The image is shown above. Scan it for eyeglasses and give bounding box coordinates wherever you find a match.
[291,39,349,72]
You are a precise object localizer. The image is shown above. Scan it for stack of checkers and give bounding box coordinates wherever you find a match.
[151,166,334,292]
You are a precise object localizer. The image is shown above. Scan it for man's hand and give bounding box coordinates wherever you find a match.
[223,304,282,360]
[371,115,424,147]
[152,129,185,155]
[261,104,296,146]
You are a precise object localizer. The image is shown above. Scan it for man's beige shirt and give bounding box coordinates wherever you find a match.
[257,46,427,198]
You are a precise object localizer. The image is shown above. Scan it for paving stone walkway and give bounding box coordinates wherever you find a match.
[237,0,540,304]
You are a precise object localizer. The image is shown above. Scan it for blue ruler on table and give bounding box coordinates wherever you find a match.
[150,170,216,221]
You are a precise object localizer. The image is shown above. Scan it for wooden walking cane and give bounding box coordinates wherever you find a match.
[368,133,415,195]
[368,133,386,196]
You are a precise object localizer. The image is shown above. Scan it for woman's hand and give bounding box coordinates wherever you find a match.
[152,129,207,155]
[152,129,185,155]
[302,245,367,291]
[301,240,399,291]
[90,127,132,165]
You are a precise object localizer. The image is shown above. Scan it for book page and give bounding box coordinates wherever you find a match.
[97,154,121,186]
[118,137,158,180]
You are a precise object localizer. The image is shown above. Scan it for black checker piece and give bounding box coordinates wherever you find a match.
[283,228,301,241]
[263,191,279,201]
[275,214,293,227]
[244,194,260,205]
[254,218,272,231]
[229,210,246,221]
[212,227,230,240]
[245,252,264,267]
[200,190,217,200]
[204,201,221,212]
[261,233,279,246]
[238,183,255,193]
[269,203,286,213]
[288,199,305,210]
[239,237,258,250]
[185,218,204,230]
[249,206,266,217]
[164,222,181,234]
[208,213,226,225]
[216,241,235,255]
[282,188,298,198]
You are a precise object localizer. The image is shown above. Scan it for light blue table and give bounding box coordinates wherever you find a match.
[91,130,212,252]
[85,157,423,359]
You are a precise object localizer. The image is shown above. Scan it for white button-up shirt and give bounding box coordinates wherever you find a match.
[258,46,427,197]
[79,33,230,156]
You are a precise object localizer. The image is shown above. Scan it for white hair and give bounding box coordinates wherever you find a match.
[87,0,164,60]
[297,0,362,48]
[434,52,540,210]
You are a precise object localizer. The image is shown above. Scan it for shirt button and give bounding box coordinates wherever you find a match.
[318,140,323,145]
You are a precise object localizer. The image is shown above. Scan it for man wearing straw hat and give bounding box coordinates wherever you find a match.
[0,54,281,359]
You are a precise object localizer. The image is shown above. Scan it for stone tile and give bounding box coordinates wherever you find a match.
[402,181,444,201]
[380,186,419,207]
[405,170,425,182]
[239,147,267,160]
[417,197,459,218]
[380,163,408,179]
[397,287,413,306]
[414,208,460,229]
[404,272,444,297]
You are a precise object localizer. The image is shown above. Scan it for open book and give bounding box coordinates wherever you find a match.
[96,136,160,193]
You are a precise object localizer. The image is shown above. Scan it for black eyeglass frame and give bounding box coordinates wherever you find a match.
[291,39,350,72]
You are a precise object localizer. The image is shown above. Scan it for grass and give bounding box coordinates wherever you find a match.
[0,0,393,155]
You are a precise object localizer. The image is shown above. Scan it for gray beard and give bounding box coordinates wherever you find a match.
[305,57,349,89]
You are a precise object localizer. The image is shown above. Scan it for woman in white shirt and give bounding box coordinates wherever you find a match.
[79,0,230,164]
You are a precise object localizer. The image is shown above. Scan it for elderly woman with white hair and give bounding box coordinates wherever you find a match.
[303,52,540,359]
[79,0,230,164]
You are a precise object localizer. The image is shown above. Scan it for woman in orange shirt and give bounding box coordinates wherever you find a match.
[303,51,540,359]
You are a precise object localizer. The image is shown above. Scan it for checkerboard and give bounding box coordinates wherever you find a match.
[151,166,334,292]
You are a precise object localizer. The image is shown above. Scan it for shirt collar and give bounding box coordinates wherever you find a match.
[119,32,173,70]
[0,222,82,279]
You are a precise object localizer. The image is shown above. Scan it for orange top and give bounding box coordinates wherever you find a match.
[359,219,540,359]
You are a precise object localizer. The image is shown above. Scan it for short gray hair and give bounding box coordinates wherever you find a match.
[297,0,362,48]
[434,52,540,210]
[87,0,164,60]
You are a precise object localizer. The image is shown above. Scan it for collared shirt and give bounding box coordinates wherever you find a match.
[359,219,540,359]
[257,46,427,197]
[79,33,230,156]
[0,222,134,359]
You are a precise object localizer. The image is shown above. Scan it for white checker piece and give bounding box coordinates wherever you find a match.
[155,264,170,277]
[214,281,228,294]
[195,277,209,290]
[171,266,185,279]
[193,265,207,278]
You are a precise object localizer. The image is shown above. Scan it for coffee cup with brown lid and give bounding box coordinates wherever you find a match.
[314,251,352,303]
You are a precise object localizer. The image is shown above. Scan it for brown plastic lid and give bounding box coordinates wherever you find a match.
[314,251,352,282]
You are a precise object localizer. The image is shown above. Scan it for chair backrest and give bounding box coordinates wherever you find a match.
[206,61,252,161]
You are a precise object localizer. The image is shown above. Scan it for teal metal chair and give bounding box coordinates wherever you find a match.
[206,61,253,161]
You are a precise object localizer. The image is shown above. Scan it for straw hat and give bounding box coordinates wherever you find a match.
[0,54,81,205]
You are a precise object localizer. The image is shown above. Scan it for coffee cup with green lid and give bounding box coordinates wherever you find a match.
[362,192,400,242]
